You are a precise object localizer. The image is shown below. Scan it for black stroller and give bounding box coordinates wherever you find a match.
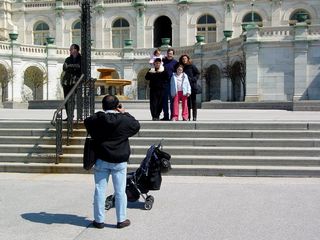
[105,142,171,210]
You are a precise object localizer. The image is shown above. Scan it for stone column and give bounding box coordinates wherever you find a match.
[93,2,105,49]
[270,0,281,27]
[134,1,146,48]
[224,0,234,32]
[293,23,308,101]
[46,44,58,100]
[55,0,64,47]
[244,37,260,102]
[178,2,189,46]
[122,63,135,99]
[8,41,23,104]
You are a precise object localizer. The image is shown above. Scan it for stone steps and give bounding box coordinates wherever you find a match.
[0,144,319,157]
[0,120,319,177]
[1,136,319,147]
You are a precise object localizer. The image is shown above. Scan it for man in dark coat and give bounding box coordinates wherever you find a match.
[145,58,169,121]
[84,95,140,229]
[61,44,81,121]
[162,48,178,120]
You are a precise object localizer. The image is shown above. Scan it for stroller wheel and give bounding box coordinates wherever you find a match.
[105,195,114,210]
[144,201,153,210]
[144,196,154,210]
[146,195,154,203]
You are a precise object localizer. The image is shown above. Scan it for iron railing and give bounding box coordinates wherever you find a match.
[51,74,96,164]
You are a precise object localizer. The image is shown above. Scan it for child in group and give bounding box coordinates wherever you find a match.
[170,64,191,121]
[149,48,165,66]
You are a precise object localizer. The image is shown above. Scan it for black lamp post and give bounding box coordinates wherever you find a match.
[80,0,95,118]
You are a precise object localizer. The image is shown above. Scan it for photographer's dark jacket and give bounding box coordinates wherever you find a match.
[84,111,140,163]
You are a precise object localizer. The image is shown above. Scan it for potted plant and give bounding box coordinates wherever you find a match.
[195,35,205,43]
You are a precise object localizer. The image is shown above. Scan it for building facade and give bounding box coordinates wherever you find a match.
[0,0,319,105]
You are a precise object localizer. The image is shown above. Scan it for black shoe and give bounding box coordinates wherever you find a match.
[161,117,169,121]
[63,118,68,121]
[92,220,104,229]
[193,117,197,121]
[117,219,131,229]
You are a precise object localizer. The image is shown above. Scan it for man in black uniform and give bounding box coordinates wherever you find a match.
[145,58,169,121]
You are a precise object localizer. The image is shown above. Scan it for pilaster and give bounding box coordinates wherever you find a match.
[133,0,146,48]
[244,42,260,102]
[224,0,234,32]
[178,2,189,46]
[293,23,308,101]
[46,44,58,100]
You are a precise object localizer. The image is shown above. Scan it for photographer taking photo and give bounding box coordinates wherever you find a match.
[84,95,140,229]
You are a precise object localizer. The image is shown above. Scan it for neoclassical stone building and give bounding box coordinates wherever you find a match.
[0,0,319,106]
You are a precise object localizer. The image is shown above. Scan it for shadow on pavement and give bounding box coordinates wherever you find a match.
[21,212,92,227]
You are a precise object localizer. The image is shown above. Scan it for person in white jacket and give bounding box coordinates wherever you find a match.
[170,64,191,121]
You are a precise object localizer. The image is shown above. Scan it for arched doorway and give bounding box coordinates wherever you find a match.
[137,68,150,100]
[153,16,172,48]
[24,66,44,100]
[205,65,221,101]
[231,62,244,101]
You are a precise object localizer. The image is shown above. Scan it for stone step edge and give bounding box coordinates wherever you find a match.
[1,162,320,177]
[1,153,320,161]
[0,144,319,150]
[0,137,319,142]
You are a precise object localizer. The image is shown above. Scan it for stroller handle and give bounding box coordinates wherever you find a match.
[157,139,164,150]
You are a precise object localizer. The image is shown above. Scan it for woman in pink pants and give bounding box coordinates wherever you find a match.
[170,65,191,121]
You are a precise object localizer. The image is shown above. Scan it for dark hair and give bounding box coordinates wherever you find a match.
[153,48,161,55]
[179,54,192,65]
[102,95,119,111]
[176,64,184,70]
[167,48,175,55]
[70,44,80,51]
[154,58,162,63]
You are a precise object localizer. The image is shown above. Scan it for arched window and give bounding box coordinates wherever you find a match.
[33,22,50,45]
[289,10,311,25]
[242,12,263,27]
[72,21,81,45]
[196,14,216,43]
[112,18,130,48]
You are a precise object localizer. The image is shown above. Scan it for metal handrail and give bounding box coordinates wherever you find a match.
[51,74,85,164]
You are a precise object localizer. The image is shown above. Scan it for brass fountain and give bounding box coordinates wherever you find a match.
[95,68,131,100]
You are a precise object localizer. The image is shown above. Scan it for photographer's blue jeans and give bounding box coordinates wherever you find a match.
[94,159,127,223]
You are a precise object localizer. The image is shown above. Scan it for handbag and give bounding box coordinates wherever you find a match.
[83,136,97,170]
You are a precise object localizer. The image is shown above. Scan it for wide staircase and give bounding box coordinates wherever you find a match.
[0,119,320,177]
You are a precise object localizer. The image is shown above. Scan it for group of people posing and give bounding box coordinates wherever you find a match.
[145,48,200,121]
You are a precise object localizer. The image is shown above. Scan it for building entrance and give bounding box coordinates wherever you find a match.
[153,16,172,48]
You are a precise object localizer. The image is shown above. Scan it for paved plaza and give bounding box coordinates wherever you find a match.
[1,173,320,240]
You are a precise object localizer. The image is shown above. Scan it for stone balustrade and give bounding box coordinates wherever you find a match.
[25,1,55,8]
[0,25,318,62]
[308,25,320,39]
[259,26,294,41]
[20,0,179,9]
[0,43,11,52]
[93,49,122,58]
[103,0,132,4]
[19,44,46,55]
